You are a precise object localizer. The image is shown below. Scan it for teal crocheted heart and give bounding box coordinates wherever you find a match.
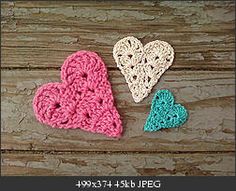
[144,89,188,132]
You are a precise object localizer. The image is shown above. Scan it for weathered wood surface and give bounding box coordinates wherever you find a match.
[1,1,235,69]
[1,1,235,176]
[2,70,235,151]
[2,152,235,176]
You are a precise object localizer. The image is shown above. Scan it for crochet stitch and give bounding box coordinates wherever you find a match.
[144,89,188,131]
[33,51,123,138]
[113,36,174,103]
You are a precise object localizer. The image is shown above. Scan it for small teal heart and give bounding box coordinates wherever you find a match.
[144,89,188,132]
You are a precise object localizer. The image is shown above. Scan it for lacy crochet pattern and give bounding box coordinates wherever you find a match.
[33,51,123,138]
[113,36,174,103]
[144,89,188,131]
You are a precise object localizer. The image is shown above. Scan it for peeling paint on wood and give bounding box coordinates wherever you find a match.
[1,1,235,69]
[1,152,235,176]
[1,70,235,152]
[1,1,235,176]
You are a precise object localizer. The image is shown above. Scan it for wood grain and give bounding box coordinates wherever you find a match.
[2,152,235,176]
[1,1,235,69]
[1,1,235,176]
[1,70,235,152]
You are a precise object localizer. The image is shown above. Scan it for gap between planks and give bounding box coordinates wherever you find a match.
[1,150,235,155]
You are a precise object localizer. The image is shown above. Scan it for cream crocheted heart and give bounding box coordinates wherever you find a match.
[113,36,174,103]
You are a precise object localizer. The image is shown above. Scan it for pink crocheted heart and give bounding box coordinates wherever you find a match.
[33,51,123,138]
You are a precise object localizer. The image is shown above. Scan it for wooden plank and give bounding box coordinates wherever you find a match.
[1,152,235,176]
[1,70,235,152]
[1,1,235,69]
[1,33,234,69]
[2,1,234,33]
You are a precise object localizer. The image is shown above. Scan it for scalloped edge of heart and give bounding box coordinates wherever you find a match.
[113,36,175,103]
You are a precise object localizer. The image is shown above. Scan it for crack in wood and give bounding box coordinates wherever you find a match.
[1,150,235,155]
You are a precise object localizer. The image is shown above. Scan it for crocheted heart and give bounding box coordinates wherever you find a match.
[33,51,123,138]
[144,89,188,131]
[113,36,174,103]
